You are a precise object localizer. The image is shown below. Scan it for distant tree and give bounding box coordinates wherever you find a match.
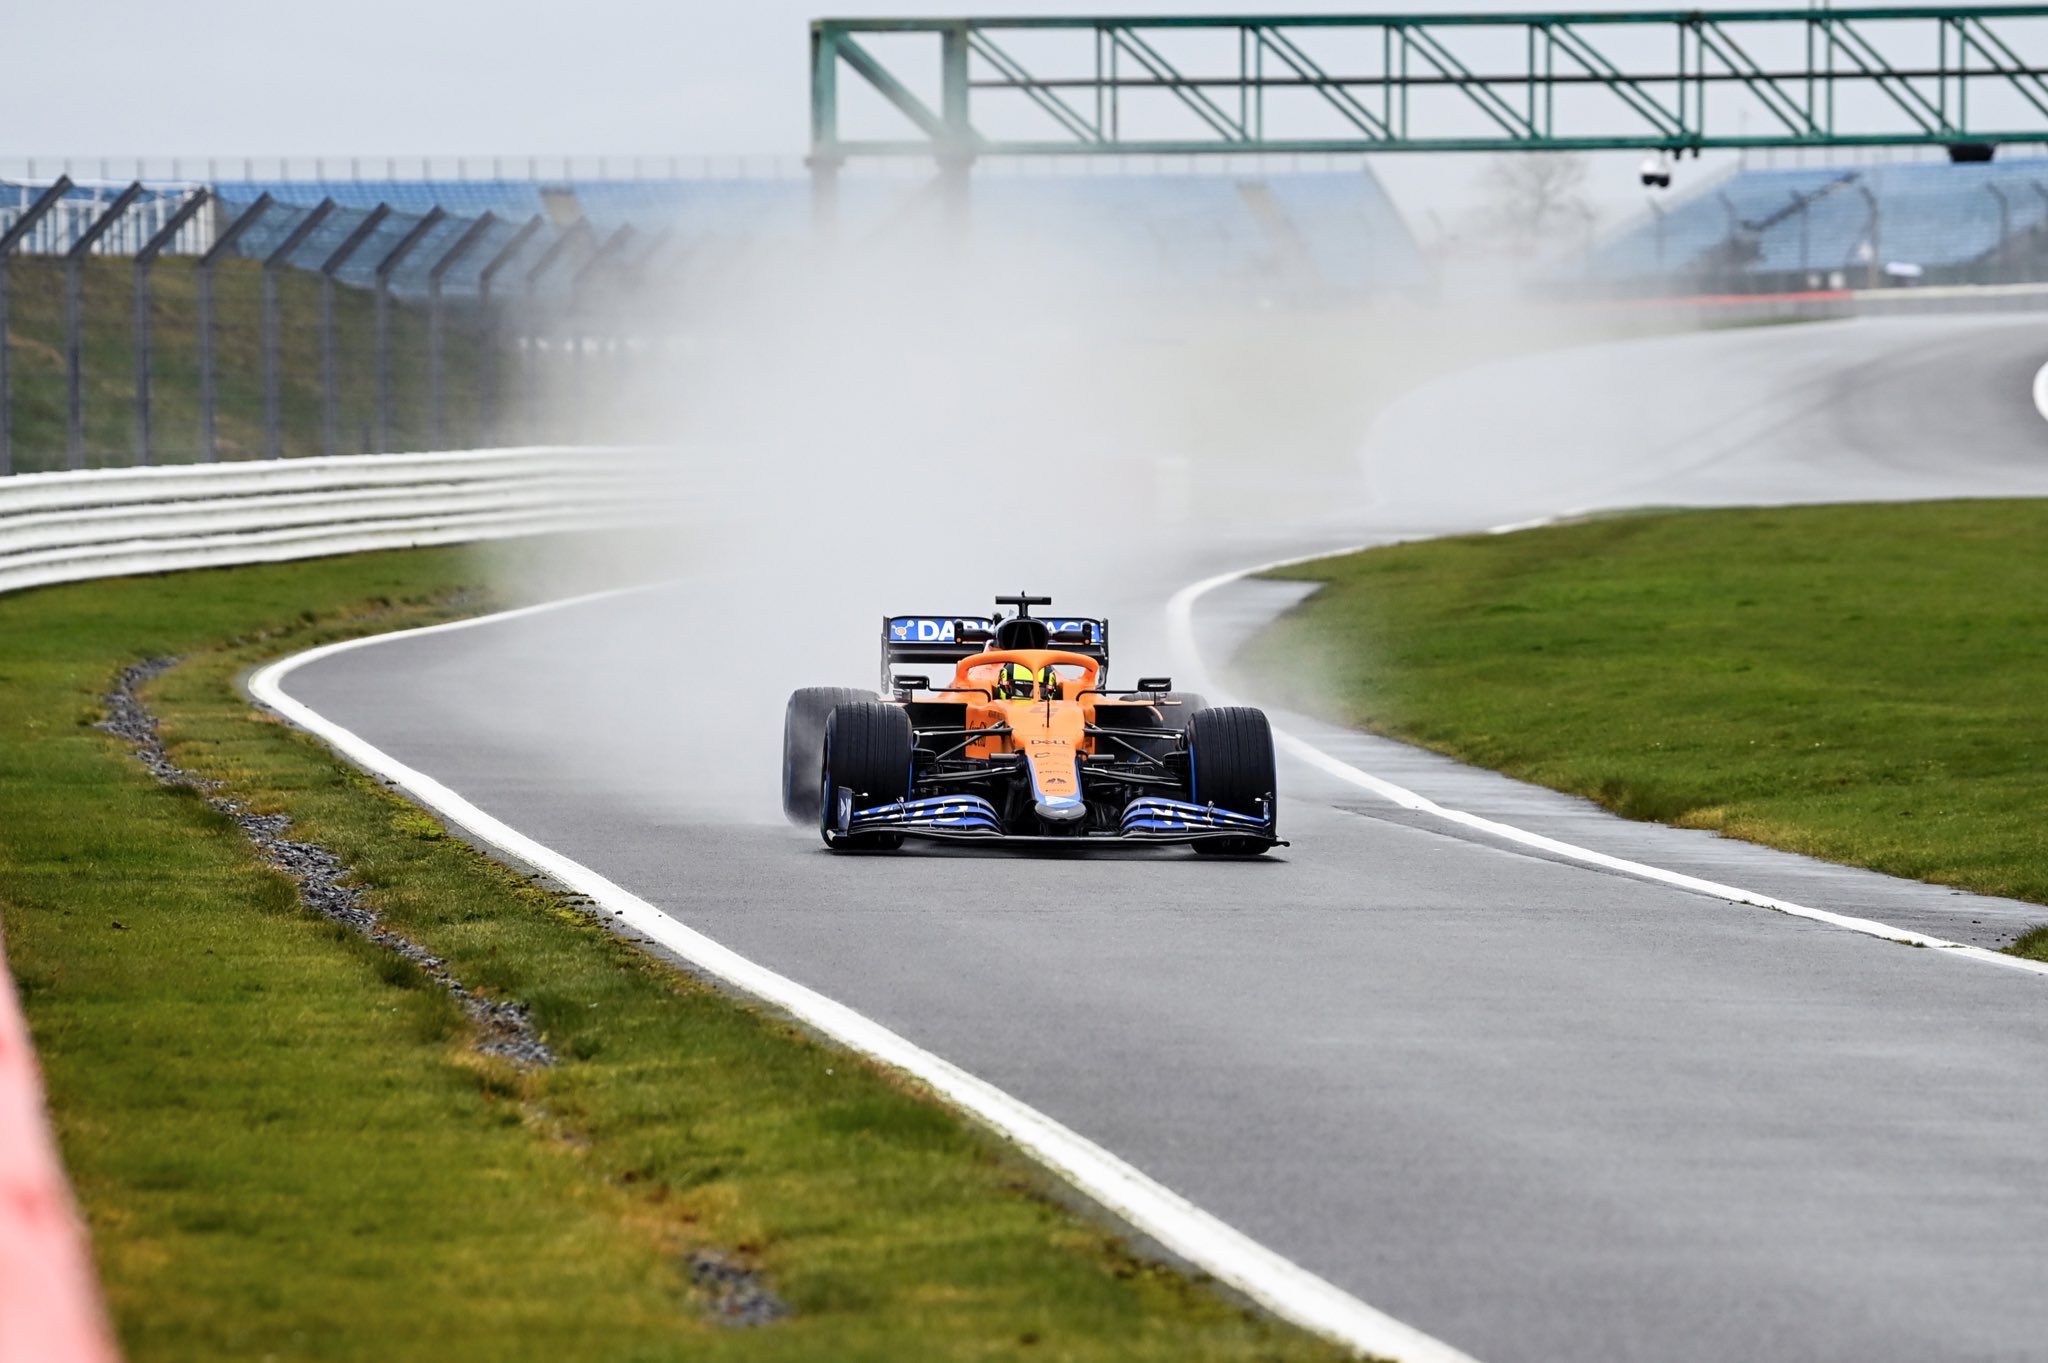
[1474,152,1595,251]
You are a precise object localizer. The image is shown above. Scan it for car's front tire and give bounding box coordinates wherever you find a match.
[1185,706,1277,856]
[820,702,913,851]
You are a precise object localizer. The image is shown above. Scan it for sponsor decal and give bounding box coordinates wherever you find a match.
[887,616,1100,645]
[888,616,993,644]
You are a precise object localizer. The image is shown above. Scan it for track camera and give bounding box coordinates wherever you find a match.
[1640,153,1673,189]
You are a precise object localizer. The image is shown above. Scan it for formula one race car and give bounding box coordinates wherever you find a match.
[782,594,1282,854]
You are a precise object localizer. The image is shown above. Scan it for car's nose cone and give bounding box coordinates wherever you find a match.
[1035,798,1087,823]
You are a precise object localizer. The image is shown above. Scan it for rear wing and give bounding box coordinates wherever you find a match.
[880,614,1109,692]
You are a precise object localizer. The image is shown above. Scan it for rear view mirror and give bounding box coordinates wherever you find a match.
[954,622,994,644]
[1135,676,1172,692]
[894,674,931,692]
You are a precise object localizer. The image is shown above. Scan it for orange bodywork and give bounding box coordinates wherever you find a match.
[935,648,1131,807]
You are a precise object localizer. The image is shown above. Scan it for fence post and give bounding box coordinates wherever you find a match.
[2028,182,2048,285]
[476,215,544,445]
[371,209,445,454]
[568,227,636,441]
[133,188,210,466]
[1711,191,1742,292]
[613,229,674,436]
[63,182,146,470]
[1855,183,1882,288]
[522,222,593,444]
[260,199,335,459]
[425,212,497,449]
[316,205,392,458]
[1985,183,2012,283]
[570,224,634,384]
[197,194,274,462]
[0,177,72,476]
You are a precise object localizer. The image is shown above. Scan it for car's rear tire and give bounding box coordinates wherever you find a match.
[820,702,913,851]
[1186,706,1277,856]
[783,687,873,825]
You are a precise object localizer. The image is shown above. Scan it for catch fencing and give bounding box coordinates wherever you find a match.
[0,180,665,477]
[1584,155,2048,295]
[0,446,655,597]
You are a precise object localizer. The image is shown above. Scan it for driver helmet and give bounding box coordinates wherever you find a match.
[996,661,1039,700]
[995,661,1063,701]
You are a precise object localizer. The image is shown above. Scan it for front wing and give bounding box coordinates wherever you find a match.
[826,792,1284,849]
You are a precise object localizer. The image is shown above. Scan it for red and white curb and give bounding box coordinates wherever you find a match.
[0,933,120,1363]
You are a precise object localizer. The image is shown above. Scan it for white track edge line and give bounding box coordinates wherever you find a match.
[245,593,1480,1363]
[1166,547,2048,982]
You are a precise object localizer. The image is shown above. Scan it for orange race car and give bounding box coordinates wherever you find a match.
[782,594,1282,854]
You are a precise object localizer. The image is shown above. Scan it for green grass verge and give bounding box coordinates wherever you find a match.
[1244,500,2048,963]
[0,541,1348,1363]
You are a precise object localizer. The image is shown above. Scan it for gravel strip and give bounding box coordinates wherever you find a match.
[99,657,553,1068]
[686,1250,792,1327]
[102,654,793,1325]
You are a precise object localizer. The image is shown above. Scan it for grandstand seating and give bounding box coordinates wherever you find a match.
[0,181,206,256]
[1261,173,1425,291]
[219,180,551,221]
[217,186,558,294]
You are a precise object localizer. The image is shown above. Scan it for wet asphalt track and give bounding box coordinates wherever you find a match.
[284,315,2048,1363]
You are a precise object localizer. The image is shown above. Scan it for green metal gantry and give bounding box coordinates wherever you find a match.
[810,6,2048,190]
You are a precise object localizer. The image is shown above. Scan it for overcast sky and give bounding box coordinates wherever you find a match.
[9,1,1900,229]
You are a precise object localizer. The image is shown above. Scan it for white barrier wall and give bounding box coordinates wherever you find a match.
[0,448,654,597]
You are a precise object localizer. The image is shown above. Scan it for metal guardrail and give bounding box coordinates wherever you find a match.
[0,446,656,597]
